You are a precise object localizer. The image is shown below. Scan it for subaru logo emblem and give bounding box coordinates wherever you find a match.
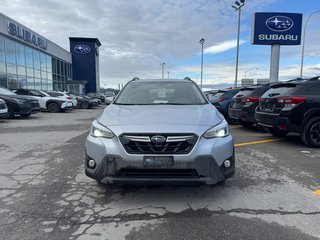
[74,44,91,54]
[266,16,293,32]
[151,135,166,144]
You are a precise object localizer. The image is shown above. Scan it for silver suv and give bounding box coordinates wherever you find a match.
[85,79,235,185]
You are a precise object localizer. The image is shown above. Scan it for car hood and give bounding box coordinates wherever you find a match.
[97,104,223,135]
[0,94,37,101]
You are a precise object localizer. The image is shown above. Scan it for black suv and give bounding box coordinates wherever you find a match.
[229,84,271,127]
[255,77,320,147]
[0,86,40,118]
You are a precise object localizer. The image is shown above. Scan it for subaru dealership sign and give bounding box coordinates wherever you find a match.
[252,12,302,45]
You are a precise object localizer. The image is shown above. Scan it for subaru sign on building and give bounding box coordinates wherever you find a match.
[252,12,302,45]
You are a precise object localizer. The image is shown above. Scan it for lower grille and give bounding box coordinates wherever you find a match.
[118,168,199,178]
[0,103,6,110]
[119,133,198,154]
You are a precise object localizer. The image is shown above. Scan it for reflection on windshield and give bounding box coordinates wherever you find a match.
[115,82,207,105]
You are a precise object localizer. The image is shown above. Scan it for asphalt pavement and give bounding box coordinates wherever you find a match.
[0,106,319,240]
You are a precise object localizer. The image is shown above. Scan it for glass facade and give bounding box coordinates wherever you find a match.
[0,34,72,91]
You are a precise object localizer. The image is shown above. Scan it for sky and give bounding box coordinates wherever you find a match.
[1,0,320,89]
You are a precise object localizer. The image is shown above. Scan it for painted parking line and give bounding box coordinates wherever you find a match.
[234,138,283,147]
[313,189,320,196]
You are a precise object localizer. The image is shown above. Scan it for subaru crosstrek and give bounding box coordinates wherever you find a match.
[255,77,320,147]
[85,79,235,185]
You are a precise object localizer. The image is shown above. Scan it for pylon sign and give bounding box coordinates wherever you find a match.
[252,12,302,45]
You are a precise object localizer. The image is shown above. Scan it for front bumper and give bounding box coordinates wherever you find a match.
[18,102,40,115]
[61,101,73,110]
[85,134,235,185]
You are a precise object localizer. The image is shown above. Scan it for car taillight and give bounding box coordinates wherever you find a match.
[244,97,260,106]
[277,97,306,108]
[218,97,226,102]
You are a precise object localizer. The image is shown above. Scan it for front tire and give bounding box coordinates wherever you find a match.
[47,102,60,113]
[301,117,320,148]
[80,102,89,109]
[7,105,15,119]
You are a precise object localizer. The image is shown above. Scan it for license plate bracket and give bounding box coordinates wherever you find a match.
[143,156,174,167]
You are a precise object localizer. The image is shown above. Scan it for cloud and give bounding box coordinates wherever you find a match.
[0,0,318,87]
[204,40,246,54]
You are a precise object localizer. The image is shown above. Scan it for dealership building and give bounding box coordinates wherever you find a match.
[0,12,101,94]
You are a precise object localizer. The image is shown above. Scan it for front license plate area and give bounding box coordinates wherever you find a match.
[143,156,174,167]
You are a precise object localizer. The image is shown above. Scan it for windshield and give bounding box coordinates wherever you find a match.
[0,87,17,95]
[39,91,51,97]
[114,81,207,105]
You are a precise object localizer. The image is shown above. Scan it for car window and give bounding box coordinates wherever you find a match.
[30,90,44,97]
[115,82,207,105]
[261,83,305,98]
[233,88,254,98]
[251,85,271,97]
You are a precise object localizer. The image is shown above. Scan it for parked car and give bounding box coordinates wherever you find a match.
[229,84,272,127]
[69,94,98,109]
[13,89,73,113]
[87,92,106,103]
[211,88,241,122]
[0,98,8,118]
[0,86,40,118]
[84,95,101,105]
[46,91,78,107]
[85,79,235,185]
[255,76,320,147]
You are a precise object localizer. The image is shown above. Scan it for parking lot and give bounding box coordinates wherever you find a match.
[0,106,319,240]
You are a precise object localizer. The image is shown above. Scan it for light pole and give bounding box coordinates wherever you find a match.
[244,67,258,78]
[167,71,170,79]
[160,62,165,79]
[300,10,320,78]
[232,0,245,87]
[199,38,205,90]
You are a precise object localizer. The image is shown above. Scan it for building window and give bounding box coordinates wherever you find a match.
[0,36,5,62]
[25,47,33,68]
[33,49,40,70]
[5,39,16,64]
[16,43,26,66]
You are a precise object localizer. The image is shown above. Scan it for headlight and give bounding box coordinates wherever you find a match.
[90,120,114,138]
[204,120,229,138]
[13,98,28,104]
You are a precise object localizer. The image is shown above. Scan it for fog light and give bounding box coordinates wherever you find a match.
[224,160,231,168]
[88,159,96,169]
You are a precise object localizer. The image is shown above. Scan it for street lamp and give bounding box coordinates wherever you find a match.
[232,0,245,87]
[244,67,258,78]
[167,71,170,79]
[300,10,320,78]
[160,62,165,79]
[199,38,205,90]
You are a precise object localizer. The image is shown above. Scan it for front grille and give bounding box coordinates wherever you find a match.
[119,133,198,154]
[118,168,199,178]
[30,101,40,108]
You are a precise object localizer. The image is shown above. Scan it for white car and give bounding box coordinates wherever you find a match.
[46,91,78,107]
[13,89,73,113]
[0,98,8,117]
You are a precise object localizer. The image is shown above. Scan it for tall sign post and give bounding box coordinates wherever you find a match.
[252,12,302,82]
